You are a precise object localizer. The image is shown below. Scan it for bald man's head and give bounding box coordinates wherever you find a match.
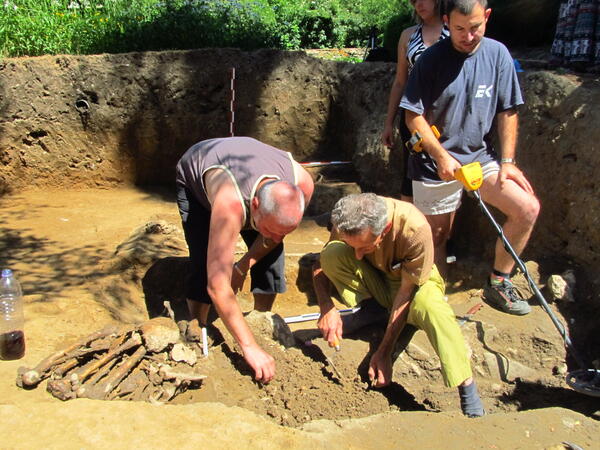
[251,180,305,242]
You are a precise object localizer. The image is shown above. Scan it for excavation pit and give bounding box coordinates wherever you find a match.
[1,49,599,445]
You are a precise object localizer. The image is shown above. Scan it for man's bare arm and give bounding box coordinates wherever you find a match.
[232,235,280,292]
[405,110,461,181]
[312,258,343,346]
[368,276,415,387]
[496,109,534,194]
[293,161,315,207]
[206,181,275,382]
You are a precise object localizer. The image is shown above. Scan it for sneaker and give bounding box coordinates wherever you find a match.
[483,278,531,315]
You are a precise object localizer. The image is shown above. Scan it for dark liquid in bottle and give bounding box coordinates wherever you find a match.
[0,330,25,360]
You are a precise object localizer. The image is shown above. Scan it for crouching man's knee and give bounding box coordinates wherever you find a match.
[320,240,355,276]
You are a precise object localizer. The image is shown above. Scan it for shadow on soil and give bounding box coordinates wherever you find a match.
[501,379,600,419]
[0,226,111,297]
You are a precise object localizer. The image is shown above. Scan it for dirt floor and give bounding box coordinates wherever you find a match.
[1,187,599,449]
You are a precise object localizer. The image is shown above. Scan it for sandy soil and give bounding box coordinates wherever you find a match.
[1,187,599,449]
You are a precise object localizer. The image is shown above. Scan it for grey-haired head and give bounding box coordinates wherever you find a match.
[255,180,304,227]
[330,193,388,236]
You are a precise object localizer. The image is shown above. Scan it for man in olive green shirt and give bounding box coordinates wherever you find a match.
[312,193,484,417]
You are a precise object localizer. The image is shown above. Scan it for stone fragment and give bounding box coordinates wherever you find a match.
[483,351,539,382]
[547,270,576,302]
[490,383,503,393]
[243,311,296,348]
[405,343,431,361]
[553,364,568,376]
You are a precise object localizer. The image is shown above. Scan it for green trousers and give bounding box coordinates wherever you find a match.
[320,240,472,387]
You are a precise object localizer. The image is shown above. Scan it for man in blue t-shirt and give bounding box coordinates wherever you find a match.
[400,0,540,316]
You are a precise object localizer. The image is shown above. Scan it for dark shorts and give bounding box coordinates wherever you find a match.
[399,109,413,198]
[176,183,286,304]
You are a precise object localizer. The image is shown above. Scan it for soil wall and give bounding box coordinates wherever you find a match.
[1,49,599,283]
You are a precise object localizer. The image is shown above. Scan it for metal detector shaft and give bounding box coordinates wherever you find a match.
[472,190,586,368]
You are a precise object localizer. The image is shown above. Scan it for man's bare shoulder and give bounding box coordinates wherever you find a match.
[292,161,315,201]
[204,168,240,208]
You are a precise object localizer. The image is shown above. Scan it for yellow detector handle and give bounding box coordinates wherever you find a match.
[455,162,483,191]
[406,125,441,153]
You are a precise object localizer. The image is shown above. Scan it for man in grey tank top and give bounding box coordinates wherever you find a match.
[401,0,540,316]
[176,137,314,383]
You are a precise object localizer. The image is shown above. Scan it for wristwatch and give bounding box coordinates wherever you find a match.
[501,157,515,165]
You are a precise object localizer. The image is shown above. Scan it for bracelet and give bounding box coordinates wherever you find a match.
[233,262,246,277]
[501,157,516,165]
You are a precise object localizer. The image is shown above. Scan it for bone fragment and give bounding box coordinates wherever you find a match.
[107,366,148,400]
[139,317,180,353]
[47,379,77,401]
[92,345,147,399]
[170,343,197,366]
[158,364,207,383]
[74,332,142,383]
[86,358,119,386]
[20,325,122,387]
[177,320,188,338]
[52,358,80,378]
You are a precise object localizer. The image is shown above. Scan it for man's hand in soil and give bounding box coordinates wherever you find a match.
[368,349,393,388]
[241,343,275,383]
[317,307,343,348]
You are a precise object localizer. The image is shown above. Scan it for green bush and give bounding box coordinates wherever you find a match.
[382,8,413,62]
[0,0,418,57]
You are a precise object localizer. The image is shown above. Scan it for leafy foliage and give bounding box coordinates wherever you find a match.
[0,1,558,57]
[0,0,415,57]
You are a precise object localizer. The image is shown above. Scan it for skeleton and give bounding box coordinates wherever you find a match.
[17,318,207,402]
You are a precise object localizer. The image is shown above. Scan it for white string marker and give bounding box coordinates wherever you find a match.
[229,67,235,137]
[201,327,209,357]
[283,307,361,324]
[299,161,351,168]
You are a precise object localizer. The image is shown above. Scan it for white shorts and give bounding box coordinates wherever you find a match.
[412,161,500,215]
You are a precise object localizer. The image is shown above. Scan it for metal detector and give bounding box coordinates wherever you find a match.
[455,162,600,397]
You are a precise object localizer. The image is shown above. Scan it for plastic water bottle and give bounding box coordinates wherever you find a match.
[0,269,25,360]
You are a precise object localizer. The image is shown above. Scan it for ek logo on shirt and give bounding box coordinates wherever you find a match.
[475,84,493,98]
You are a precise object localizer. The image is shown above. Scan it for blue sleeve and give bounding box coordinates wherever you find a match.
[400,57,428,115]
[496,45,524,112]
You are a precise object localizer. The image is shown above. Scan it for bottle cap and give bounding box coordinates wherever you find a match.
[1,269,13,278]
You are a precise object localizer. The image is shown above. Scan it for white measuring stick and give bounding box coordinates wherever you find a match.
[201,327,209,357]
[283,306,361,324]
[299,161,351,168]
[229,67,235,137]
